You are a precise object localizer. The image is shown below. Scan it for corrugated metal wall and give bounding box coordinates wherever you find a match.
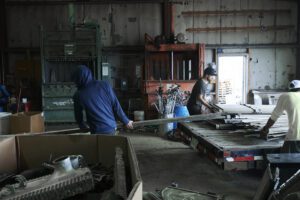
[175,0,297,44]
[174,0,297,90]
[6,3,162,47]
[4,0,298,92]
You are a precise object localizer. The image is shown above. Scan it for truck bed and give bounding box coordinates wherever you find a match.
[178,114,288,170]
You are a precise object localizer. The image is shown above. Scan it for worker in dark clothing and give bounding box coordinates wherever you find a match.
[187,66,217,115]
[0,84,10,112]
[72,65,133,134]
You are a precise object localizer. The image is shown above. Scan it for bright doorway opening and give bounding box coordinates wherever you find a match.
[217,55,248,104]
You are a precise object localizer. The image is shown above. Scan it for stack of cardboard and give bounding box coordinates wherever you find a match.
[9,112,44,134]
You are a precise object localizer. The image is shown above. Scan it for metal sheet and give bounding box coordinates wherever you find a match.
[182,121,284,150]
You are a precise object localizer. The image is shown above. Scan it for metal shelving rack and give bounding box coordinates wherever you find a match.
[40,25,101,123]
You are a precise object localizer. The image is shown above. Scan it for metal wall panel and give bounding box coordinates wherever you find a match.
[83,5,112,46]
[4,0,298,94]
[248,48,296,90]
[249,49,276,90]
[193,0,221,44]
[139,4,162,41]
[174,0,297,45]
[6,3,162,47]
[274,48,296,89]
[7,5,69,47]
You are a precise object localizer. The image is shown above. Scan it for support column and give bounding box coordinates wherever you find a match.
[0,0,6,83]
[162,1,174,37]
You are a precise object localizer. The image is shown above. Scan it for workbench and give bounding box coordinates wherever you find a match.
[178,114,288,170]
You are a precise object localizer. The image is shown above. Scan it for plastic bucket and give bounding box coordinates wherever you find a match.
[134,111,145,121]
[159,113,174,137]
[174,105,190,129]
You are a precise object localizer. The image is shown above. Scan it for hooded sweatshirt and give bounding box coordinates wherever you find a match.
[73,65,129,134]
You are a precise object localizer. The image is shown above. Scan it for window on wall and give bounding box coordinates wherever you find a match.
[217,55,248,104]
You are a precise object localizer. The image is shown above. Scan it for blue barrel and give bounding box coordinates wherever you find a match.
[174,105,190,129]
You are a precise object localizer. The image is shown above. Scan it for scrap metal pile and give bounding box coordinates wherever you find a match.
[153,83,189,115]
[0,148,127,200]
[254,165,300,200]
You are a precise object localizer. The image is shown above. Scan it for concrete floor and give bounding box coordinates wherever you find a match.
[125,132,262,200]
[45,125,262,199]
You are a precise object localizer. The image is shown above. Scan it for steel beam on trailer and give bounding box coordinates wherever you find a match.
[131,113,226,128]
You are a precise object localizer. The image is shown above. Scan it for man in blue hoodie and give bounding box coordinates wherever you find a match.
[0,84,10,112]
[72,65,133,134]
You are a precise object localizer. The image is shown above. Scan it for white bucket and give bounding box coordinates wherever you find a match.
[134,111,145,121]
[159,113,174,137]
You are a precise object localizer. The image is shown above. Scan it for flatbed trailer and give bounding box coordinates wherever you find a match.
[178,116,287,170]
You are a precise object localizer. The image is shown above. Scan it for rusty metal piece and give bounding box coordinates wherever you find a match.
[161,187,224,200]
[114,147,127,199]
[253,165,279,200]
[0,155,94,200]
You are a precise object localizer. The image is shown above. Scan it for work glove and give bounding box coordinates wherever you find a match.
[260,126,269,140]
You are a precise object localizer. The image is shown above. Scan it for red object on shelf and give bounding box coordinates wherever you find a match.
[24,102,31,112]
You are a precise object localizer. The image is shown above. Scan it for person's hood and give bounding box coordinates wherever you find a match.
[73,65,93,88]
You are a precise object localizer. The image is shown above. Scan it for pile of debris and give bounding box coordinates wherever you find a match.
[143,186,224,200]
[254,164,300,200]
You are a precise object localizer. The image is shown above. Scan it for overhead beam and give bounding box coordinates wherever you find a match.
[205,43,299,49]
[5,0,164,6]
[182,9,291,16]
[186,25,294,33]
[5,43,299,54]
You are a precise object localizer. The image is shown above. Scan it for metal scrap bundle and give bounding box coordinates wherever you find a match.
[153,83,189,115]
[143,186,224,200]
[0,148,126,200]
[0,155,95,200]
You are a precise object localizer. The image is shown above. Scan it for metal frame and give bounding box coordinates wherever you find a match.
[40,25,101,123]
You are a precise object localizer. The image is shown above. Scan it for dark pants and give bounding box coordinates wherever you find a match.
[187,104,202,115]
[281,141,300,153]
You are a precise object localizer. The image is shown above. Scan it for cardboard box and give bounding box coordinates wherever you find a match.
[0,134,142,200]
[9,112,45,134]
[0,112,11,134]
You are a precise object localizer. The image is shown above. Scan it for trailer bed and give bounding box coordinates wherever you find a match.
[178,114,287,170]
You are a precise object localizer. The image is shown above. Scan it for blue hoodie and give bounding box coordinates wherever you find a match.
[0,84,10,112]
[73,65,130,134]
